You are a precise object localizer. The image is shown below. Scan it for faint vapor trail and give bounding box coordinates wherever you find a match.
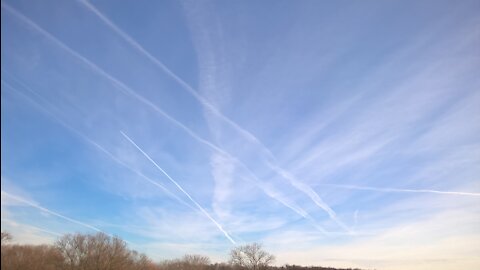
[0,3,222,159]
[320,184,480,197]
[120,131,236,244]
[77,0,346,230]
[77,0,270,157]
[2,191,137,245]
[1,191,105,233]
[1,218,63,237]
[271,165,351,232]
[1,78,195,211]
[2,4,323,231]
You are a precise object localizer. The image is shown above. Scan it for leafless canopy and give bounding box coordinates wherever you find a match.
[158,254,211,270]
[229,243,275,270]
[1,231,12,245]
[55,232,155,270]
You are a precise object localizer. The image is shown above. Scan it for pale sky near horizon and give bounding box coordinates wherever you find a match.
[1,0,480,269]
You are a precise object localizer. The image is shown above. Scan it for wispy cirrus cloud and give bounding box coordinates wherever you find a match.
[264,193,480,269]
[2,0,479,268]
[74,0,348,232]
[0,218,59,244]
[1,78,195,209]
[318,184,480,197]
[180,1,348,231]
[2,4,316,230]
[1,190,105,233]
[120,131,237,244]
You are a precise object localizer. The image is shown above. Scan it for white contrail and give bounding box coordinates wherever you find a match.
[1,3,224,160]
[120,131,236,244]
[1,4,324,231]
[270,164,352,232]
[76,0,272,158]
[1,78,195,211]
[1,218,63,237]
[4,71,312,223]
[76,0,346,229]
[2,191,137,245]
[320,184,480,197]
[1,190,105,233]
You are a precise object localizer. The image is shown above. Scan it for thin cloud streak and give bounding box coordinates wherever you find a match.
[320,184,480,197]
[1,190,105,233]
[1,4,319,228]
[270,164,352,232]
[120,131,237,244]
[77,0,271,158]
[2,218,63,237]
[1,78,195,211]
[2,188,136,246]
[3,1,479,266]
[79,0,344,229]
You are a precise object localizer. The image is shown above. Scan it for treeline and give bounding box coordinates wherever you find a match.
[280,265,363,270]
[1,231,362,270]
[1,232,155,270]
[205,265,363,270]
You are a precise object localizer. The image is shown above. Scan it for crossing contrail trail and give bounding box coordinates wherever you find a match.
[76,0,270,157]
[1,78,195,211]
[1,190,105,233]
[1,3,224,161]
[270,164,352,232]
[1,3,328,232]
[319,184,480,197]
[120,131,236,244]
[76,0,347,230]
[3,74,305,226]
[3,77,309,228]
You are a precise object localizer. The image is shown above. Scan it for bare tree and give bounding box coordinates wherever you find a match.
[1,231,12,245]
[158,254,211,270]
[54,232,154,270]
[229,243,275,270]
[1,244,64,270]
[182,254,211,265]
[0,230,363,270]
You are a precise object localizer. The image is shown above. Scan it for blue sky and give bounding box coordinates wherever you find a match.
[1,0,480,269]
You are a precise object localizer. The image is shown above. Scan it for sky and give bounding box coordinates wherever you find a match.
[1,0,480,269]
